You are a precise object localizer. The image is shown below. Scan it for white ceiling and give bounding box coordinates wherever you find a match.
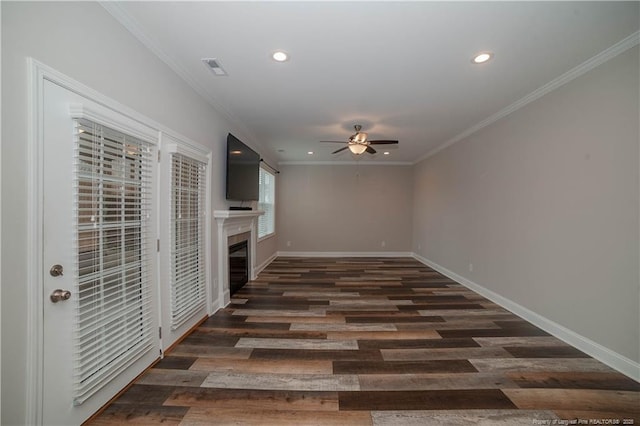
[104,1,639,164]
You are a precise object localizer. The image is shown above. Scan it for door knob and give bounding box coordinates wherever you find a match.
[50,264,64,277]
[50,289,71,303]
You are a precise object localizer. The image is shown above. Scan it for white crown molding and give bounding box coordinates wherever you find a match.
[98,2,207,104]
[277,161,412,166]
[412,253,640,382]
[415,30,640,165]
[99,1,639,166]
[98,1,260,146]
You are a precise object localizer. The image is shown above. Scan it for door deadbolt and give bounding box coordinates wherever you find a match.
[50,264,64,277]
[50,289,71,303]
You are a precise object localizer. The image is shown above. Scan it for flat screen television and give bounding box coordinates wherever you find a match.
[226,133,260,201]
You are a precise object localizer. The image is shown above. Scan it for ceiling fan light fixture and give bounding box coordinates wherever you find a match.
[472,52,493,64]
[272,50,289,62]
[348,143,368,155]
[322,124,398,156]
[352,132,368,143]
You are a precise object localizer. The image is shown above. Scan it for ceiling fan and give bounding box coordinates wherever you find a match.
[320,124,399,155]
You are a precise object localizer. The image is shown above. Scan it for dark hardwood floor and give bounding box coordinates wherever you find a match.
[89,257,640,425]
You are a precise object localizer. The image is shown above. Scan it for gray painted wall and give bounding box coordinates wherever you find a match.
[412,46,639,364]
[2,1,638,424]
[276,164,413,253]
[1,2,274,424]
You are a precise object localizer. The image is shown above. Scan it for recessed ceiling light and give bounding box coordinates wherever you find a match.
[272,50,289,62]
[383,151,390,155]
[307,151,314,155]
[472,52,493,64]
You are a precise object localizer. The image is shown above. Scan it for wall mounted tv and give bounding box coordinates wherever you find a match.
[226,133,260,201]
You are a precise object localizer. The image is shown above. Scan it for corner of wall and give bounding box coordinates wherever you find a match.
[411,252,640,381]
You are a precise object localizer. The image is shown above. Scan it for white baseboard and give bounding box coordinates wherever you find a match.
[256,253,277,275]
[412,253,640,381]
[276,251,414,258]
[210,293,230,313]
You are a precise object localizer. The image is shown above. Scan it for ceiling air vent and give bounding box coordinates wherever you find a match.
[202,58,228,76]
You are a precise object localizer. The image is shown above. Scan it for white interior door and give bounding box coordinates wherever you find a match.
[42,80,160,425]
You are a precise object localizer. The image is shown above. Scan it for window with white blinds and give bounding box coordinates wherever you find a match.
[258,167,275,238]
[169,153,207,330]
[73,118,154,405]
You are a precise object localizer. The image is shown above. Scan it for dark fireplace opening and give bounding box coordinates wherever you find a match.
[229,240,249,296]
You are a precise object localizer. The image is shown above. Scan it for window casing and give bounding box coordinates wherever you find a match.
[73,118,155,405]
[258,167,275,239]
[169,152,207,330]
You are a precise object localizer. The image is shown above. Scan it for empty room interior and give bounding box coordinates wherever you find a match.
[1,2,639,425]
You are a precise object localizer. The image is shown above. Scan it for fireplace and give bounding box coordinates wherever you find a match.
[214,210,263,308]
[228,240,248,295]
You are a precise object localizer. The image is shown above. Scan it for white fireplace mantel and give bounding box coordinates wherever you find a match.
[213,210,264,308]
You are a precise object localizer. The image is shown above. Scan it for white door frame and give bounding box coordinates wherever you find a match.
[27,58,56,426]
[26,59,214,424]
[26,59,159,425]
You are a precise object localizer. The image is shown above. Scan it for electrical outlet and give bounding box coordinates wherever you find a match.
[286,241,291,247]
[381,241,386,248]
[468,263,473,272]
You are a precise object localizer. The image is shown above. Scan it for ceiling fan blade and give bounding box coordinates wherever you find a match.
[368,140,399,145]
[366,146,377,154]
[332,146,349,154]
[319,141,347,144]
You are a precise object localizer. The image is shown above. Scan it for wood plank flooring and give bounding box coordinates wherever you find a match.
[89,257,640,425]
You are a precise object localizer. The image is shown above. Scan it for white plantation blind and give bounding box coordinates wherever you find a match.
[73,118,155,405]
[170,153,207,329]
[258,167,275,238]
